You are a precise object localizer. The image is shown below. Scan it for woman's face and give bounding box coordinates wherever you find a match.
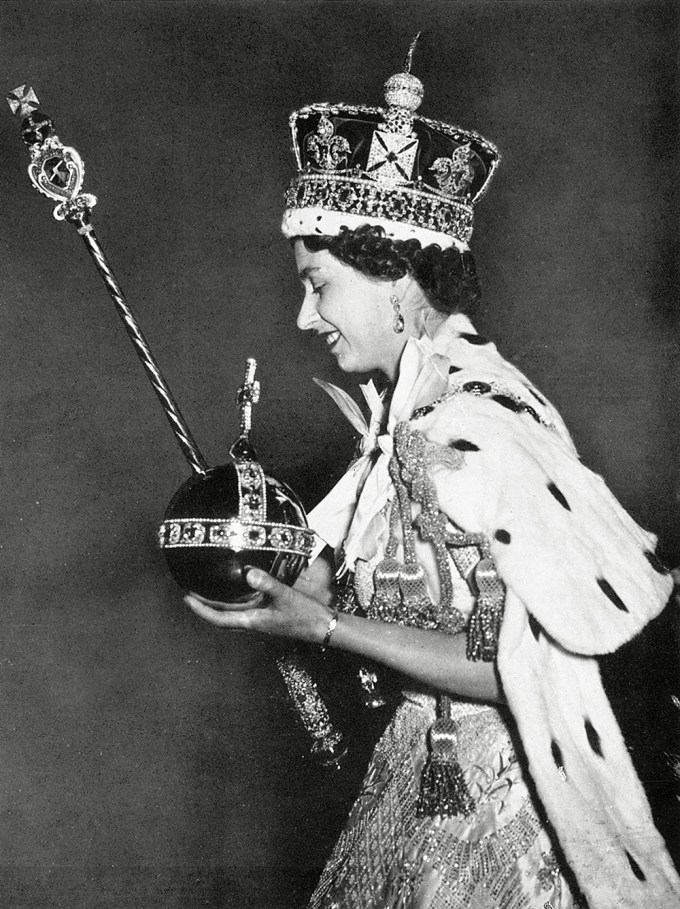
[293,239,409,381]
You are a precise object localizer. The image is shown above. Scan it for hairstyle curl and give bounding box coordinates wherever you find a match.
[299,224,481,314]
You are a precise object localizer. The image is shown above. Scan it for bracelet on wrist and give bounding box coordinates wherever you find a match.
[320,608,340,652]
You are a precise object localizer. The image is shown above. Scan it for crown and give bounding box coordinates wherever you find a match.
[281,41,500,250]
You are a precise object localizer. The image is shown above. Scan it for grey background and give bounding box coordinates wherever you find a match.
[0,1,678,906]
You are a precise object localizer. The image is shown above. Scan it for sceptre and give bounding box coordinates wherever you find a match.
[7,85,208,476]
[7,85,345,767]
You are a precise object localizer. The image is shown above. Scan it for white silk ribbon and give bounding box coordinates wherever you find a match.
[308,336,450,569]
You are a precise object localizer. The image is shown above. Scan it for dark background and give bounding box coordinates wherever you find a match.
[1,1,678,906]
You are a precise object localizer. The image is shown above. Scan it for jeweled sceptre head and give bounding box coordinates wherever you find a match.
[7,84,97,224]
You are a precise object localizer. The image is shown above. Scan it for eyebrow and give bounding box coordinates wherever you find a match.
[298,266,324,281]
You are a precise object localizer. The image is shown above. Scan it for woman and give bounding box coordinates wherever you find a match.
[187,60,680,908]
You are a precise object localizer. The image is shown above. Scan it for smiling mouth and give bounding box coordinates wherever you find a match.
[322,330,341,349]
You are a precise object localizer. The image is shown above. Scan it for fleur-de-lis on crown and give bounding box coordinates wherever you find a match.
[430,143,476,198]
[305,113,351,171]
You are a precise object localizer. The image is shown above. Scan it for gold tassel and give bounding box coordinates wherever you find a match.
[417,695,474,818]
[397,563,434,622]
[332,570,360,615]
[371,552,403,619]
[391,457,437,625]
[371,495,404,620]
[466,596,503,661]
[466,557,505,662]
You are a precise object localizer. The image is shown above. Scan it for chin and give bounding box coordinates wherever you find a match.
[336,358,370,375]
[334,348,383,376]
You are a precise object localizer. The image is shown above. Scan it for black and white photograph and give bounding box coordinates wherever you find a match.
[1,2,678,907]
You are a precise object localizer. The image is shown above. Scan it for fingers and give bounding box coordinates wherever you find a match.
[184,593,263,629]
[187,589,265,612]
[185,569,326,642]
[183,570,286,631]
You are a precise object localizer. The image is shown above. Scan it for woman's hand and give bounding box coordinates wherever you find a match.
[184,564,333,645]
[184,549,502,702]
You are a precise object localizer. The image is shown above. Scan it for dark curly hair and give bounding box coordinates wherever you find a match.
[299,224,481,314]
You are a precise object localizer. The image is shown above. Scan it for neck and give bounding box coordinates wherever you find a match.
[381,308,448,385]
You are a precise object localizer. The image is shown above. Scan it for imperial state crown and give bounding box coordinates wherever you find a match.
[282,41,500,250]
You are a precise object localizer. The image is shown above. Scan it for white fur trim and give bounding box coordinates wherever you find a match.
[281,207,469,252]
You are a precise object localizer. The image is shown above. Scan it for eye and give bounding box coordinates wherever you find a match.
[311,283,326,295]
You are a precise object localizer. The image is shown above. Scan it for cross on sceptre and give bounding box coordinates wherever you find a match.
[7,84,40,119]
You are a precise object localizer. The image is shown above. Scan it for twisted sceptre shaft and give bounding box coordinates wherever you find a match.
[7,85,208,477]
[77,215,208,475]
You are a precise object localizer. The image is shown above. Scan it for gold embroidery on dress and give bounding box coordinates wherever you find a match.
[368,423,467,635]
[392,421,505,661]
[307,697,574,909]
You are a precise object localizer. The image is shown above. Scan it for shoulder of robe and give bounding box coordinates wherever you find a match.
[402,389,673,655]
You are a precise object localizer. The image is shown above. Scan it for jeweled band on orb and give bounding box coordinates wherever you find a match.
[159,517,317,558]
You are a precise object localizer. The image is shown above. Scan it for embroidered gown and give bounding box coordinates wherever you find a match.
[305,314,680,909]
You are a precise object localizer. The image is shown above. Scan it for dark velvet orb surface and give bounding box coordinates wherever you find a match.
[161,464,311,603]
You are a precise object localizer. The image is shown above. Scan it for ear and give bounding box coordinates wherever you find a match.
[394,273,429,314]
[388,273,410,302]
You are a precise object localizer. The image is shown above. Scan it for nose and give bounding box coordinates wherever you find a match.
[296,290,320,331]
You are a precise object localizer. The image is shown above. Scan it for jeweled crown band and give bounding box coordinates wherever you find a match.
[159,517,317,558]
[282,172,474,247]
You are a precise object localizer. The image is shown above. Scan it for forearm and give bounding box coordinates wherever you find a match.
[325,610,502,703]
[187,564,502,703]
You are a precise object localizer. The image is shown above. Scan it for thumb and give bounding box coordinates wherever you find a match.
[245,567,291,600]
